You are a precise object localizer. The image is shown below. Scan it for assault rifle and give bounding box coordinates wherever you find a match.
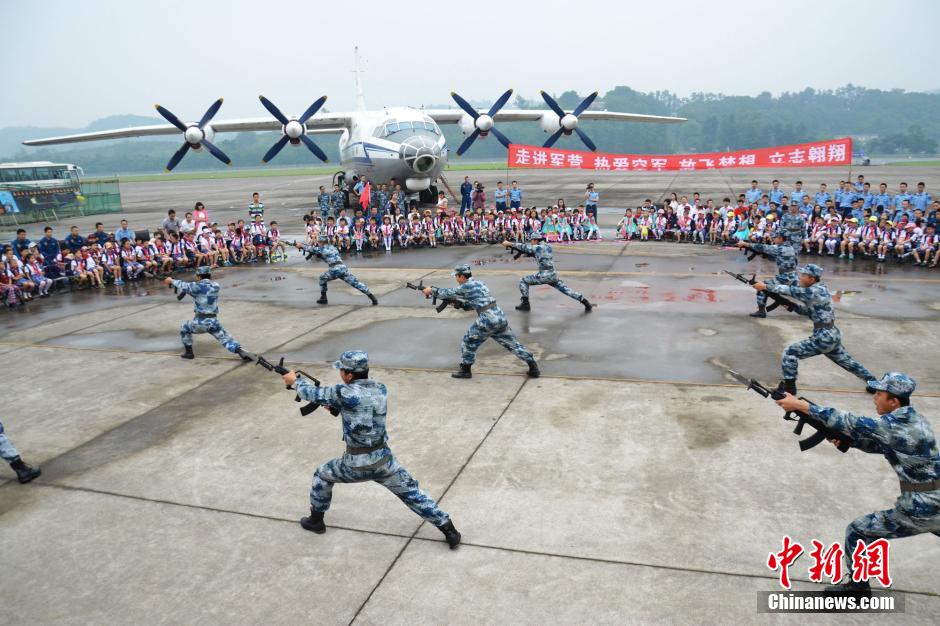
[406,279,473,313]
[742,246,774,262]
[256,355,338,416]
[508,243,534,260]
[291,240,321,261]
[727,370,851,453]
[167,282,187,301]
[723,270,798,313]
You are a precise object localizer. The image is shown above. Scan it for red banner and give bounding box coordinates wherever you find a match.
[507,137,852,171]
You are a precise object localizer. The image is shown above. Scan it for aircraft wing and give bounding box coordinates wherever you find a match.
[425,109,686,124]
[22,115,350,146]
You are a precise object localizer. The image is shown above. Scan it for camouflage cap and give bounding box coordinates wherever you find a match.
[799,264,823,279]
[867,372,916,398]
[452,263,472,276]
[528,231,544,241]
[333,350,369,373]
[196,266,212,277]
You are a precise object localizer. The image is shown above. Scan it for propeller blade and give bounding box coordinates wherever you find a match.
[572,91,599,117]
[201,139,232,165]
[261,135,290,164]
[543,128,565,148]
[165,143,191,171]
[197,98,224,128]
[539,91,566,119]
[450,91,480,120]
[490,126,513,150]
[258,96,290,125]
[486,88,514,117]
[456,128,481,156]
[300,134,329,162]
[298,95,328,124]
[574,127,597,152]
[154,105,188,132]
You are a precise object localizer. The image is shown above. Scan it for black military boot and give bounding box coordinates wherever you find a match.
[300,508,326,534]
[437,520,461,549]
[236,347,254,362]
[526,360,541,378]
[316,291,328,305]
[515,297,531,311]
[181,345,194,360]
[368,293,378,306]
[580,297,593,313]
[10,457,41,484]
[750,305,767,318]
[824,580,871,598]
[451,363,472,379]
[778,379,797,396]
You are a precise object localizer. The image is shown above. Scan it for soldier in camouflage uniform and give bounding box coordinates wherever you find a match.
[780,202,807,248]
[0,420,41,484]
[374,184,388,212]
[329,184,345,217]
[164,266,252,361]
[295,239,378,306]
[281,351,461,549]
[317,185,331,219]
[502,232,593,312]
[422,264,539,379]
[754,264,874,394]
[737,231,798,318]
[777,372,940,598]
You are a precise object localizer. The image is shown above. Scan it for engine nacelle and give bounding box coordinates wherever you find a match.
[457,113,475,136]
[539,112,560,134]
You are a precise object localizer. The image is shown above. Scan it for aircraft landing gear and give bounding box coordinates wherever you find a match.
[418,184,439,206]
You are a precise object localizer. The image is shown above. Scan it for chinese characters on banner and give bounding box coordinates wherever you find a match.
[506,138,852,171]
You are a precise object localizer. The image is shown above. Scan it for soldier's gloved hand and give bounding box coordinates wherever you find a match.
[281,370,297,388]
[162,277,173,286]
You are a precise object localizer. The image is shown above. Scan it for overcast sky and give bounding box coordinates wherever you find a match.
[4,0,938,128]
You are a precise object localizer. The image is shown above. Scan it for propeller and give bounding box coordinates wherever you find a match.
[258,95,329,163]
[450,89,514,156]
[540,91,599,151]
[154,98,231,171]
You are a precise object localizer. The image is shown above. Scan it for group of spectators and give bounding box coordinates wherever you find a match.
[615,176,938,267]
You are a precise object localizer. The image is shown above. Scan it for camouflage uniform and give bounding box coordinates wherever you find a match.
[780,210,806,247]
[809,373,940,585]
[301,242,373,298]
[317,191,331,218]
[766,265,873,384]
[172,270,242,354]
[1,420,42,483]
[0,420,20,463]
[750,242,798,309]
[431,267,535,367]
[510,241,586,302]
[374,187,388,212]
[330,190,345,216]
[295,352,451,526]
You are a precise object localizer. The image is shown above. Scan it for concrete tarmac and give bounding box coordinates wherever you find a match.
[2,168,940,624]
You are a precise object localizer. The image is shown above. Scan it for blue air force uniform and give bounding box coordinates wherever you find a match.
[765,264,874,385]
[172,268,242,354]
[809,373,940,584]
[460,180,473,214]
[300,241,374,303]
[432,266,536,369]
[509,235,591,311]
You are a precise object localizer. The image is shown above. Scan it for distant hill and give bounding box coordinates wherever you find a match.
[0,114,160,160]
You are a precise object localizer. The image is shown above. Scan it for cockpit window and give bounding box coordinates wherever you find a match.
[397,121,412,131]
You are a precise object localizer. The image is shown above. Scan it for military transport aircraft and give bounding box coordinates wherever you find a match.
[23,49,685,203]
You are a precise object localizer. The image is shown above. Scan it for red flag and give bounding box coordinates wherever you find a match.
[359,182,371,209]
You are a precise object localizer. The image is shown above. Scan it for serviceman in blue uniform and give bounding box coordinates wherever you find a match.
[911,182,931,212]
[282,351,461,549]
[780,202,807,249]
[737,232,797,318]
[460,176,473,216]
[317,185,331,219]
[814,183,831,208]
[502,232,593,312]
[493,181,508,212]
[776,372,940,598]
[837,182,857,218]
[753,264,875,394]
[859,182,874,210]
[330,184,346,217]
[295,239,378,306]
[421,264,539,379]
[745,180,763,204]
[509,180,523,209]
[790,181,807,206]
[768,180,785,206]
[0,420,41,484]
[164,266,253,361]
[891,183,912,217]
[871,183,891,215]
